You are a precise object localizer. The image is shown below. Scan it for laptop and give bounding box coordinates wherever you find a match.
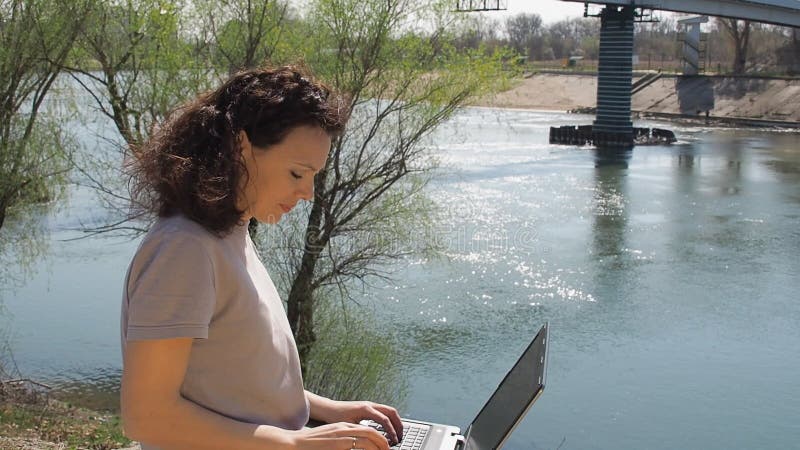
[361,322,549,450]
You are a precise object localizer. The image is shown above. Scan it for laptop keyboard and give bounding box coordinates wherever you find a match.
[363,420,430,450]
[392,422,430,450]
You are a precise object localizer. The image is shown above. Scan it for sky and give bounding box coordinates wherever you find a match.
[288,1,589,23]
[286,1,685,27]
[473,0,587,23]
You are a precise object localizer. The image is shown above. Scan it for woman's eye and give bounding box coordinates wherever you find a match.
[290,171,302,179]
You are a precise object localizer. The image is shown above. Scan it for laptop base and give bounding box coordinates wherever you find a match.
[362,418,463,450]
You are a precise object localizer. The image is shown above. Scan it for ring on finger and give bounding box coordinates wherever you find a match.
[351,436,365,450]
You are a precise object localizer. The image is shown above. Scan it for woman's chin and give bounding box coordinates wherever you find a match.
[257,211,283,224]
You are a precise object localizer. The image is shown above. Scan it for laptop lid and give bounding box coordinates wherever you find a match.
[463,322,549,450]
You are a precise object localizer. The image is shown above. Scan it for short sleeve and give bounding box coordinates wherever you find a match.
[126,232,216,341]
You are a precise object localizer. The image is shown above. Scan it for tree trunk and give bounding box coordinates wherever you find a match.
[733,22,750,74]
[286,196,326,374]
[723,19,751,74]
[286,253,316,375]
[104,68,136,146]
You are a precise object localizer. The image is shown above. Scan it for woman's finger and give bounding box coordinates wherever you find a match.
[352,430,389,450]
[335,435,381,450]
[366,409,399,445]
[372,404,403,442]
[299,424,386,450]
[333,436,362,450]
[330,422,389,450]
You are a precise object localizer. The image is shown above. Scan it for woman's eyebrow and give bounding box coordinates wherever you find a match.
[294,162,319,171]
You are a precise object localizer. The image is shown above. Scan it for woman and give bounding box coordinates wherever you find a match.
[120,66,402,450]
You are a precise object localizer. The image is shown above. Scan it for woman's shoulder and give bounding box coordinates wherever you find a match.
[134,214,247,268]
[142,214,222,249]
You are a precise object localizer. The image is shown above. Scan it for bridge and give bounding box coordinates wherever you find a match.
[455,0,800,146]
[562,1,800,27]
[553,0,800,147]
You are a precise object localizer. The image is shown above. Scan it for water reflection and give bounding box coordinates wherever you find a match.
[676,143,698,174]
[594,147,633,169]
[759,133,800,205]
[0,206,51,301]
[583,147,640,345]
[591,148,632,267]
[712,136,744,196]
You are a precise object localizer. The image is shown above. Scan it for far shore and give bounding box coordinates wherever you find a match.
[472,72,800,127]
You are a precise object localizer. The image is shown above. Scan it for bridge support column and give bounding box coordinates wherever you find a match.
[593,5,635,147]
[678,16,709,74]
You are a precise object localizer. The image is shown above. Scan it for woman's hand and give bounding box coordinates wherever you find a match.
[287,422,391,450]
[311,398,404,445]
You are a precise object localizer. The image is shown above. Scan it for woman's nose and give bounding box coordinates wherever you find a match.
[297,180,314,201]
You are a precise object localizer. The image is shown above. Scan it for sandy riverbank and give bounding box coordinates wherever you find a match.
[476,72,800,124]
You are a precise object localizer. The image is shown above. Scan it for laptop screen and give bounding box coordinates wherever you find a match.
[464,323,548,450]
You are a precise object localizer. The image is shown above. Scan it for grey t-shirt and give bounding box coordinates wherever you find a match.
[120,215,309,449]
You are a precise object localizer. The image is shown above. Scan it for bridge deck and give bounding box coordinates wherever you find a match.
[560,0,800,27]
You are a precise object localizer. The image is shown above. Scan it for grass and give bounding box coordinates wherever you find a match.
[0,381,132,450]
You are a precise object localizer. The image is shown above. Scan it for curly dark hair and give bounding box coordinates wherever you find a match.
[128,65,348,236]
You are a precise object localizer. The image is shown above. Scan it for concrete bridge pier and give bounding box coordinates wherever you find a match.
[549,4,676,148]
[593,5,636,147]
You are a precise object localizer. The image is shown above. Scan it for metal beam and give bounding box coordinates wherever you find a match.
[561,0,800,27]
[455,0,507,11]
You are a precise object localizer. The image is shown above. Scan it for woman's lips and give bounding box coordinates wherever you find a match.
[279,204,293,213]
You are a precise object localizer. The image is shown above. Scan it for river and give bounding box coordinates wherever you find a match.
[2,108,799,449]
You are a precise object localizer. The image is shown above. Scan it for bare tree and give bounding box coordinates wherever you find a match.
[197,0,290,72]
[62,0,299,236]
[792,27,800,72]
[795,28,799,53]
[257,0,507,368]
[61,0,217,235]
[719,18,751,74]
[0,0,87,231]
[504,13,543,60]
[0,1,88,378]
[454,15,501,51]
[634,16,679,63]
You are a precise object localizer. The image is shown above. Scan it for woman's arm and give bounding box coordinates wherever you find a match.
[123,339,391,450]
[122,338,293,450]
[306,390,340,423]
[305,390,404,445]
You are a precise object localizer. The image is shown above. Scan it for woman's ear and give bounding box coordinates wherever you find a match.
[238,130,252,160]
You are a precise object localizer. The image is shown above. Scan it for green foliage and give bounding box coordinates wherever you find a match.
[296,0,509,270]
[0,116,73,226]
[0,0,85,292]
[65,0,219,235]
[70,0,216,147]
[196,0,291,72]
[255,0,511,369]
[303,294,408,408]
[0,0,84,233]
[1,0,511,414]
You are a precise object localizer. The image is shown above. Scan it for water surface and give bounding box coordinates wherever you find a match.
[2,108,799,449]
